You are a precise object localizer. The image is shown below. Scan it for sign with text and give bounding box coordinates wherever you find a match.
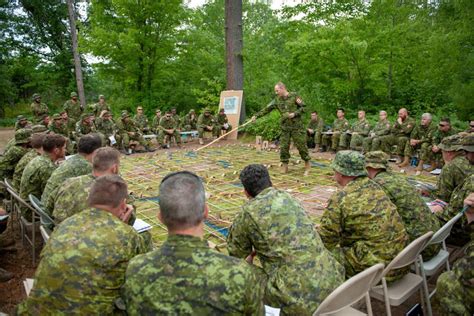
[218,90,243,140]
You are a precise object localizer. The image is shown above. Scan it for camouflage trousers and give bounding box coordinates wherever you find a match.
[182,124,196,131]
[321,132,342,150]
[434,269,472,316]
[404,142,432,161]
[380,135,409,155]
[306,131,323,149]
[216,124,233,134]
[362,136,384,152]
[342,134,366,151]
[280,128,310,163]
[198,126,219,138]
[157,130,181,145]
[121,133,147,149]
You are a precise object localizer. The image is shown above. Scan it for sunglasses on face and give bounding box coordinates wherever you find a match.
[439,124,447,127]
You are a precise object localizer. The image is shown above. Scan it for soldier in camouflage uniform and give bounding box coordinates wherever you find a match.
[182,109,197,131]
[16,175,148,315]
[49,113,74,154]
[365,151,441,259]
[89,95,110,117]
[63,92,83,121]
[252,82,311,175]
[15,115,30,130]
[95,111,121,147]
[424,117,456,172]
[216,108,232,136]
[122,171,264,314]
[116,111,151,153]
[12,133,45,190]
[151,109,162,133]
[380,108,415,162]
[197,108,218,145]
[341,110,371,150]
[30,93,49,123]
[158,111,181,148]
[38,113,50,128]
[133,106,150,134]
[321,108,350,152]
[20,134,66,220]
[434,192,474,316]
[75,113,97,139]
[227,164,344,315]
[60,110,76,138]
[41,134,101,215]
[435,134,474,203]
[363,110,391,152]
[399,113,436,169]
[306,111,324,151]
[171,108,181,130]
[0,129,31,181]
[318,151,408,280]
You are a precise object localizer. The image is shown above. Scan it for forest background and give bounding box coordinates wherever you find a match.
[0,0,472,139]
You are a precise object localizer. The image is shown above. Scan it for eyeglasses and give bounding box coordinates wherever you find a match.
[439,124,447,127]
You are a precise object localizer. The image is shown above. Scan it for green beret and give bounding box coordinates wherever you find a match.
[364,151,389,170]
[331,150,368,177]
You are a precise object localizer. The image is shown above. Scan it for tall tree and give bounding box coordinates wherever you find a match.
[67,0,85,107]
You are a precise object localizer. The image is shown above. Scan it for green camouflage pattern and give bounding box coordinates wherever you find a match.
[372,170,441,259]
[133,114,150,133]
[216,113,232,132]
[436,155,473,202]
[12,150,39,190]
[48,120,69,137]
[30,101,49,123]
[421,127,455,163]
[197,113,218,138]
[52,174,94,223]
[364,150,389,170]
[41,154,92,215]
[319,176,408,280]
[321,118,350,150]
[438,133,464,152]
[75,119,97,138]
[89,102,110,117]
[116,118,147,148]
[307,116,324,145]
[152,115,162,133]
[404,122,436,159]
[15,208,147,315]
[15,128,32,145]
[380,116,416,155]
[95,117,118,137]
[63,99,83,121]
[172,114,182,129]
[183,111,197,131]
[331,150,368,177]
[158,116,181,145]
[341,118,371,149]
[122,234,265,315]
[0,145,30,181]
[227,187,344,315]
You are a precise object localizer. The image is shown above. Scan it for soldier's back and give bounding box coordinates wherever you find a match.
[52,174,94,223]
[437,155,473,202]
[12,150,38,190]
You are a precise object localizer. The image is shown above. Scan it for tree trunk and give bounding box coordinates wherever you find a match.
[66,0,86,108]
[225,0,245,122]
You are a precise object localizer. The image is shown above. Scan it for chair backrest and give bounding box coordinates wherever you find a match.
[375,231,433,284]
[28,194,56,228]
[6,188,37,217]
[313,263,385,316]
[3,178,14,192]
[429,211,464,245]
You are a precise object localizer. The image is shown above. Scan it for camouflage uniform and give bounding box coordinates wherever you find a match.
[48,117,69,137]
[12,150,39,190]
[20,154,57,220]
[133,114,150,134]
[340,118,371,150]
[63,117,76,138]
[0,129,31,181]
[216,112,232,134]
[15,208,147,315]
[122,234,264,315]
[255,93,310,163]
[319,151,408,280]
[321,118,350,151]
[30,98,49,123]
[15,115,29,130]
[426,128,456,165]
[63,94,83,121]
[182,110,197,131]
[116,111,148,149]
[380,116,416,155]
[41,154,92,215]
[75,116,97,139]
[197,112,219,138]
[306,116,324,148]
[96,116,121,147]
[227,187,344,315]
[403,122,436,159]
[52,174,94,223]
[89,101,110,117]
[365,151,441,259]
[172,114,182,130]
[151,114,162,134]
[158,116,181,145]
[363,118,391,152]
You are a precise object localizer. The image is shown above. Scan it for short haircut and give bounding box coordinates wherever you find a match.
[93,147,120,172]
[379,110,387,115]
[311,111,318,115]
[337,108,345,113]
[159,171,206,230]
[239,164,272,198]
[42,134,66,153]
[78,133,102,155]
[440,117,451,124]
[422,113,432,120]
[30,134,45,149]
[88,175,127,208]
[275,81,286,89]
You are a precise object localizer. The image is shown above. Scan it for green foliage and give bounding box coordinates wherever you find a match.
[243,111,281,141]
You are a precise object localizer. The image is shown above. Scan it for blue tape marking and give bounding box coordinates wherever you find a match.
[205,220,229,237]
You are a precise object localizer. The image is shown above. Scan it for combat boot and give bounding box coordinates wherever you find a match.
[415,160,424,172]
[281,163,288,174]
[398,156,410,167]
[313,145,320,153]
[0,268,14,282]
[199,138,204,145]
[303,161,311,176]
[425,162,437,172]
[145,146,155,152]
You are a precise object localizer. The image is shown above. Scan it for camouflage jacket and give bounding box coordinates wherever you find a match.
[49,122,69,137]
[391,116,416,137]
[133,114,149,132]
[159,116,177,131]
[197,114,215,129]
[30,102,49,122]
[12,150,40,190]
[370,119,391,137]
[152,116,162,131]
[410,122,436,144]
[122,234,264,315]
[431,128,456,147]
[307,117,324,133]
[183,113,197,129]
[351,118,371,136]
[63,118,76,136]
[331,118,350,133]
[16,208,147,315]
[89,102,110,117]
[172,114,181,129]
[319,176,408,279]
[116,119,141,135]
[256,92,305,131]
[63,100,83,121]
[42,154,92,215]
[227,187,344,315]
[372,170,441,259]
[436,155,473,202]
[217,113,229,125]
[96,118,118,137]
[75,121,97,137]
[0,145,29,181]
[52,174,94,223]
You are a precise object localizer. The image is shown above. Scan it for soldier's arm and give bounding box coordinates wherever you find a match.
[317,196,343,251]
[293,95,305,117]
[227,210,255,258]
[254,99,276,119]
[435,166,455,202]
[243,265,266,316]
[375,122,391,136]
[361,122,371,136]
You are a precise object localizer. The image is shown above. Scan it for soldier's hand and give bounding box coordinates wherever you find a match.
[295,97,303,105]
[120,204,134,223]
[397,117,403,124]
[307,128,314,134]
[245,250,257,264]
[432,145,439,153]
[251,116,256,122]
[288,112,295,119]
[429,204,444,213]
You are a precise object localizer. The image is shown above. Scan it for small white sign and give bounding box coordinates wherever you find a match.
[223,96,239,114]
[109,135,117,145]
[264,305,281,316]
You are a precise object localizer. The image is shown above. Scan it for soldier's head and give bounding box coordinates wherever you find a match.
[102,111,112,120]
[239,164,272,198]
[121,111,130,122]
[438,118,451,132]
[81,113,93,125]
[155,109,161,117]
[70,92,78,101]
[99,95,105,103]
[137,106,143,114]
[30,133,45,153]
[15,128,32,147]
[60,111,68,120]
[364,151,389,179]
[171,108,177,115]
[379,110,387,120]
[468,120,474,133]
[398,108,408,120]
[331,150,367,187]
[41,114,50,126]
[78,133,102,159]
[310,111,318,121]
[461,134,474,165]
[358,110,366,120]
[17,115,28,128]
[165,110,172,119]
[159,171,207,233]
[219,108,225,115]
[439,134,464,163]
[204,108,211,116]
[33,93,41,102]
[274,82,288,97]
[52,114,62,126]
[88,175,128,218]
[336,108,345,119]
[92,147,121,176]
[421,113,432,126]
[42,134,66,161]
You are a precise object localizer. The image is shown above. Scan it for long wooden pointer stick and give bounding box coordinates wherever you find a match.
[195,119,254,152]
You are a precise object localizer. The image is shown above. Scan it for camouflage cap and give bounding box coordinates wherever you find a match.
[80,112,94,120]
[461,133,474,152]
[121,110,130,119]
[32,125,48,133]
[15,128,32,144]
[364,151,389,170]
[99,94,105,99]
[331,150,368,177]
[189,109,195,113]
[219,108,225,112]
[155,109,161,113]
[32,93,40,99]
[70,92,78,98]
[17,115,27,121]
[203,107,211,113]
[438,134,463,151]
[52,113,62,120]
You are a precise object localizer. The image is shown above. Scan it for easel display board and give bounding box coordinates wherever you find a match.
[218,90,243,140]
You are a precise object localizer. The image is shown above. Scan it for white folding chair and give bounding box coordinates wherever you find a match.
[370,232,434,316]
[313,263,385,316]
[29,194,56,239]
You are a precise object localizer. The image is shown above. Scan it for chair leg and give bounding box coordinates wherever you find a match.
[419,258,433,316]
[365,292,373,316]
[32,215,36,265]
[415,262,426,313]
[382,278,392,316]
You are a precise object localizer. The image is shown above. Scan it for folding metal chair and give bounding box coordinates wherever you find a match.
[29,194,56,241]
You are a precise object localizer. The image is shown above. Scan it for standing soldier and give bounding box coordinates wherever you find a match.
[380,108,415,161]
[321,108,350,153]
[15,115,30,130]
[216,108,232,136]
[426,117,455,172]
[157,110,181,148]
[133,106,150,134]
[252,82,311,175]
[89,95,110,117]
[363,110,391,152]
[306,111,324,152]
[116,111,152,154]
[30,93,49,123]
[96,111,121,148]
[197,108,218,145]
[151,109,162,134]
[341,110,371,151]
[182,109,197,131]
[63,92,83,121]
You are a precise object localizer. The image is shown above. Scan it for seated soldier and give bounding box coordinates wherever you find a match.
[318,151,408,280]
[227,164,344,315]
[340,110,370,151]
[75,113,97,142]
[363,110,391,152]
[182,109,197,131]
[38,114,50,128]
[197,107,218,145]
[42,134,102,215]
[365,151,441,259]
[15,115,30,130]
[216,108,232,135]
[157,110,182,148]
[89,95,110,117]
[399,113,436,169]
[171,107,181,130]
[13,133,45,190]
[133,106,150,134]
[306,111,324,152]
[321,108,349,152]
[379,108,415,162]
[0,129,32,182]
[49,113,74,154]
[15,175,148,314]
[426,117,455,172]
[121,171,264,314]
[151,109,161,134]
[116,110,153,154]
[96,110,121,148]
